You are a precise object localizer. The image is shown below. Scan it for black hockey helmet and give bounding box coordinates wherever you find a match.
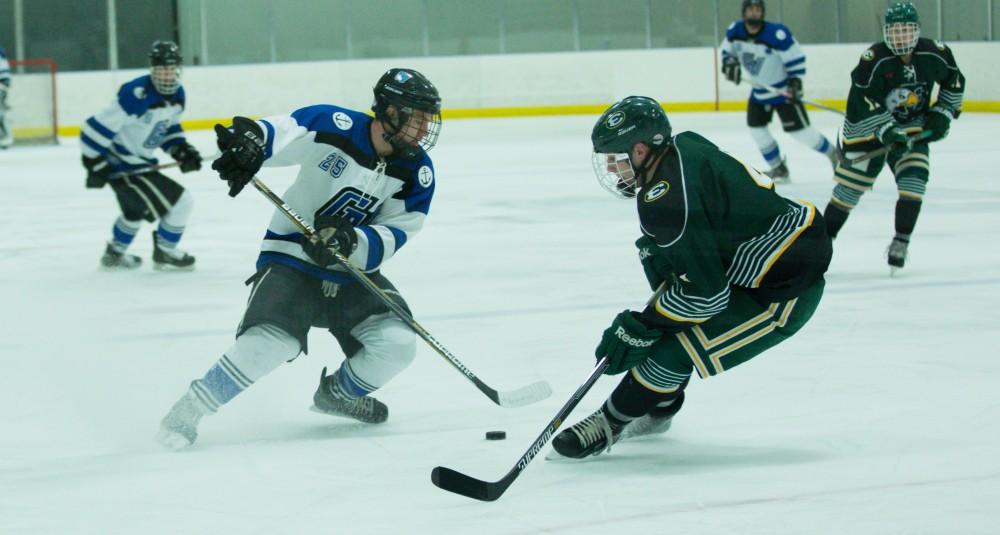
[742,0,765,19]
[149,40,182,95]
[372,68,442,159]
[591,96,672,199]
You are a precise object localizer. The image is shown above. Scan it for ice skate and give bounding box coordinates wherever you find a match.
[887,238,909,275]
[311,366,388,424]
[152,231,195,271]
[765,159,790,184]
[100,243,142,270]
[548,408,625,460]
[156,391,210,451]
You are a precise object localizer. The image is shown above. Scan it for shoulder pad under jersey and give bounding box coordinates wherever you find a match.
[852,43,894,87]
[638,140,691,248]
[116,76,156,116]
[760,22,795,50]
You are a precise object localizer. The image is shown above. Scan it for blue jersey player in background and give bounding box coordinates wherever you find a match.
[720,0,839,182]
[0,45,12,149]
[80,40,202,270]
[156,68,443,450]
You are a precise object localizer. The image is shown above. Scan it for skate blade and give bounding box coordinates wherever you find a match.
[153,262,196,272]
[889,266,903,277]
[156,429,194,451]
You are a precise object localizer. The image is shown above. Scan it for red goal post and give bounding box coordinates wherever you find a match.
[6,58,59,145]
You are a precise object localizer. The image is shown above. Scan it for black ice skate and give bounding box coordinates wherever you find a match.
[311,366,388,424]
[621,395,684,440]
[548,408,625,459]
[887,237,909,275]
[156,391,211,451]
[766,159,790,184]
[152,231,195,271]
[100,243,142,270]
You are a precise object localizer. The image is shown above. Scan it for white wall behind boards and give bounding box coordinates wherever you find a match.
[55,42,999,130]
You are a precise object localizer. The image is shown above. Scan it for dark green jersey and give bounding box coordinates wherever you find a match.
[637,132,831,331]
[842,38,964,151]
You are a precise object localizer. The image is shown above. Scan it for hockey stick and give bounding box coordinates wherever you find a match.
[843,130,933,165]
[251,177,552,408]
[431,283,668,501]
[752,82,845,116]
[111,151,222,178]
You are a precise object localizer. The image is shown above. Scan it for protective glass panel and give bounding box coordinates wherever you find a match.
[942,0,990,41]
[116,1,178,69]
[427,0,501,55]
[350,0,425,59]
[653,0,717,47]
[0,0,14,57]
[501,0,574,53]
[23,0,108,71]
[273,0,349,61]
[204,0,273,65]
[780,0,838,43]
[578,0,648,50]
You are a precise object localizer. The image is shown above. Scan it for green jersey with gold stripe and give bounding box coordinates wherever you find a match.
[842,38,964,152]
[636,132,831,332]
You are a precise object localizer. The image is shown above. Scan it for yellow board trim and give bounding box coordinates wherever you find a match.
[53,99,1000,138]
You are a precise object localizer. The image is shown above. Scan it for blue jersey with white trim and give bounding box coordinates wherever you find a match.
[79,75,187,171]
[720,21,806,105]
[0,47,11,87]
[255,104,435,282]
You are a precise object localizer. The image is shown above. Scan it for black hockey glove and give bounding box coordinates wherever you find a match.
[168,141,202,173]
[636,235,672,292]
[301,215,359,267]
[722,56,741,85]
[83,155,112,189]
[785,77,803,102]
[596,310,663,375]
[212,116,265,197]
[923,107,952,143]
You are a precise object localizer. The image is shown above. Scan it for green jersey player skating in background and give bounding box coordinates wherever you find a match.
[822,2,964,273]
[550,96,832,459]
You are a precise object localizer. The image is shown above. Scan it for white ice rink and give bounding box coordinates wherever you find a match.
[2,111,999,534]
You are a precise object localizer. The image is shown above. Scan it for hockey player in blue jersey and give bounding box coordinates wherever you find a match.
[156,68,443,450]
[720,0,839,182]
[81,40,202,270]
[0,46,12,149]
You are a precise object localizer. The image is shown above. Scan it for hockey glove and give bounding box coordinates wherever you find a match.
[596,310,663,375]
[785,77,803,102]
[83,155,112,189]
[876,122,910,148]
[168,141,203,173]
[301,215,359,267]
[722,56,741,85]
[923,107,952,143]
[212,116,266,197]
[636,235,672,291]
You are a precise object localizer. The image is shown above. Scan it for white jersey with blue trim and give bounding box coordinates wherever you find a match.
[0,47,11,87]
[79,75,188,171]
[255,104,435,283]
[721,21,806,105]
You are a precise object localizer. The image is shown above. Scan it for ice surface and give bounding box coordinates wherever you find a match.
[1,112,998,534]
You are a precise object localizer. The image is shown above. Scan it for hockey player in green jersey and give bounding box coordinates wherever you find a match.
[550,96,832,459]
[823,2,964,273]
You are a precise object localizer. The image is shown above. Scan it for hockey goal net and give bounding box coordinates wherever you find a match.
[6,58,58,145]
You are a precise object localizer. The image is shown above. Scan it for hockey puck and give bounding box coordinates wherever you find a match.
[485,430,506,440]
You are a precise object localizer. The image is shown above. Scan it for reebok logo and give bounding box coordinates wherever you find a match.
[638,247,652,261]
[615,327,655,348]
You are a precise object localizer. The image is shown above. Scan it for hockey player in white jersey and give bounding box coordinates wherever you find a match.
[0,45,12,149]
[156,68,442,450]
[81,40,201,270]
[720,0,838,182]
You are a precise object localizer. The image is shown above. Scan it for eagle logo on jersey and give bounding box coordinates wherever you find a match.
[332,112,353,130]
[644,180,670,203]
[886,87,922,111]
[418,166,434,187]
[605,111,626,129]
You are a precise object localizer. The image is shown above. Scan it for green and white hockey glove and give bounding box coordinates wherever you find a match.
[923,107,953,143]
[596,310,663,375]
[876,122,910,147]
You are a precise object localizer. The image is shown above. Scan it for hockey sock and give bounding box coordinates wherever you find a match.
[788,127,834,155]
[157,190,193,248]
[155,221,184,250]
[336,313,416,397]
[604,371,687,425]
[188,324,300,412]
[824,202,851,239]
[110,216,141,252]
[749,127,783,168]
[895,198,922,239]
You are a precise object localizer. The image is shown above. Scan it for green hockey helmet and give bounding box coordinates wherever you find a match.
[591,96,672,199]
[883,2,920,56]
